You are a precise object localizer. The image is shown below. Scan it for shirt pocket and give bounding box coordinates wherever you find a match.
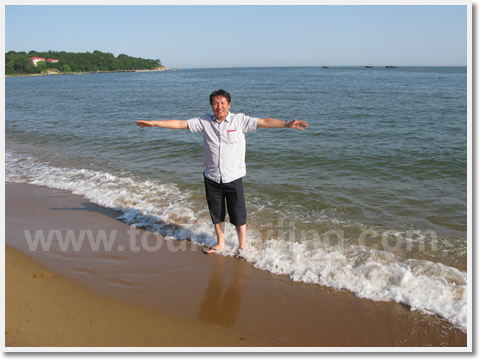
[224,129,239,144]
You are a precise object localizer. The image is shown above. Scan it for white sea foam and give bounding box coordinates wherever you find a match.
[6,150,468,332]
[5,150,215,243]
[240,241,466,331]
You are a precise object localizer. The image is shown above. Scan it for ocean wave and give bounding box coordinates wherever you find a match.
[5,150,467,332]
[243,241,466,331]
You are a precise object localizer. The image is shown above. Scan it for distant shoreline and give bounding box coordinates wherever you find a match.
[6,66,169,78]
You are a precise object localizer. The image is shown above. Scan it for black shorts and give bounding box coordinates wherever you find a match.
[204,175,247,227]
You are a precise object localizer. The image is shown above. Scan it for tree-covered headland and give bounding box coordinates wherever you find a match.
[5,50,164,75]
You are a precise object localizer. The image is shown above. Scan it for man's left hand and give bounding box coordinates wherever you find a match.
[287,120,309,130]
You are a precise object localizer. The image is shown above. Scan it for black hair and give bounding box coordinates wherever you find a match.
[209,89,231,105]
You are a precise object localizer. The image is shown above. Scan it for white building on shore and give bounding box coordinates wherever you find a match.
[29,57,59,66]
[29,57,45,66]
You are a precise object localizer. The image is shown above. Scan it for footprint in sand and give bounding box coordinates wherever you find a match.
[31,272,57,279]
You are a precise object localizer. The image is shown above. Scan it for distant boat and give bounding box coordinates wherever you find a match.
[385,65,398,68]
[365,66,373,68]
[322,66,329,68]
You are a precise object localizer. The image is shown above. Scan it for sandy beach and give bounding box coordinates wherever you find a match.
[5,182,468,348]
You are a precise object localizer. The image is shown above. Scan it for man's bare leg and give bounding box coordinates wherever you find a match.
[214,222,226,248]
[203,222,225,254]
[236,224,247,250]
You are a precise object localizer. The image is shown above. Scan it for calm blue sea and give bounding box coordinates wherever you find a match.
[5,66,468,331]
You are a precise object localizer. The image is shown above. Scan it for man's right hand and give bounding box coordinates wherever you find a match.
[136,120,153,127]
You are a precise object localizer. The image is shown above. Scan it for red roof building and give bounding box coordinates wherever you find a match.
[28,57,59,66]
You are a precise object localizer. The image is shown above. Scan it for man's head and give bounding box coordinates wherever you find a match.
[210,89,231,121]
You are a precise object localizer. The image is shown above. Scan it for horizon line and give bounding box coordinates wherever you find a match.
[174,65,467,69]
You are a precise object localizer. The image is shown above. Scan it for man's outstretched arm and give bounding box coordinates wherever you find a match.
[136,120,189,130]
[257,118,309,131]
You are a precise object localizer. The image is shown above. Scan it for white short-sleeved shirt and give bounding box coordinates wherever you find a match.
[187,112,259,183]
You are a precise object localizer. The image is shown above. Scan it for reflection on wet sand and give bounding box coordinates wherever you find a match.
[199,256,246,327]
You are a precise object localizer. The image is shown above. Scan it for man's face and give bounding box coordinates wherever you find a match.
[211,96,231,121]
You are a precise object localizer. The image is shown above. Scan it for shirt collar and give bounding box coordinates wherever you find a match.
[213,111,232,123]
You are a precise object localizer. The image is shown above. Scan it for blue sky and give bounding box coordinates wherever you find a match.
[5,5,467,68]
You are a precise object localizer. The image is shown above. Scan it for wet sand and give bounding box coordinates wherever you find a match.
[5,182,468,348]
[5,246,269,347]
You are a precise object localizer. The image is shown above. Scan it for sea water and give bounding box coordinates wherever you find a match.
[5,67,468,331]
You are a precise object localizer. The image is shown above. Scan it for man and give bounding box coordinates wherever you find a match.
[136,89,308,257]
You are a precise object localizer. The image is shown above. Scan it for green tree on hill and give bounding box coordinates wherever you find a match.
[5,50,163,75]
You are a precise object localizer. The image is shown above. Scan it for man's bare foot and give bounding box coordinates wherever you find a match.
[235,248,246,260]
[202,246,221,254]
